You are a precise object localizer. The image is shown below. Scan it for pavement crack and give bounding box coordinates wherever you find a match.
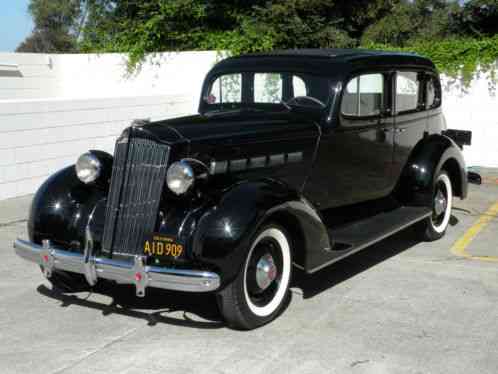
[50,327,138,374]
[0,219,27,228]
[350,359,370,367]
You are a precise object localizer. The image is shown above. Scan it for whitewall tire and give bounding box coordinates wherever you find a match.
[217,224,292,330]
[417,171,453,241]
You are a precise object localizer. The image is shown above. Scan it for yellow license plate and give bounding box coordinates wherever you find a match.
[143,234,184,258]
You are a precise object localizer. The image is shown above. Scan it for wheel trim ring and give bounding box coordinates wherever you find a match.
[431,174,452,233]
[243,228,291,318]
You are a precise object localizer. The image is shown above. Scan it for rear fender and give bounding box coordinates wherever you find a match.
[395,134,467,206]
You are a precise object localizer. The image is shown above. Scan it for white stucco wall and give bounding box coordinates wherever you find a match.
[441,71,498,168]
[0,51,496,201]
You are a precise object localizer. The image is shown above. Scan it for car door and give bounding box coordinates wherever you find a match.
[304,72,395,209]
[392,71,427,180]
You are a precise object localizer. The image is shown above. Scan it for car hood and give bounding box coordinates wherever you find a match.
[124,111,321,195]
[135,111,319,147]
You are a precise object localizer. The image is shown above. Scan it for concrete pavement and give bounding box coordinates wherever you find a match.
[1,169,497,374]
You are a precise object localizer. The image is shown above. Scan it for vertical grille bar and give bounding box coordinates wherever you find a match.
[102,139,129,255]
[102,134,170,257]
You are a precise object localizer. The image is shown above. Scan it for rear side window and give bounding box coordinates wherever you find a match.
[341,73,384,117]
[426,75,441,109]
[396,72,420,113]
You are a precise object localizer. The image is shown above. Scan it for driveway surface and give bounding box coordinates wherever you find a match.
[1,168,497,374]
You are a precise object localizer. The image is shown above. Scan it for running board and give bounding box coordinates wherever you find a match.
[307,206,432,273]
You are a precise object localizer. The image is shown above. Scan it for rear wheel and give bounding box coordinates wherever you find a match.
[417,171,453,241]
[217,224,292,330]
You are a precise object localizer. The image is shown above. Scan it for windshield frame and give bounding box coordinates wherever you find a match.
[199,70,334,116]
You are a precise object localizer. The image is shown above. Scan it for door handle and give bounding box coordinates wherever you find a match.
[382,128,392,132]
[394,128,406,133]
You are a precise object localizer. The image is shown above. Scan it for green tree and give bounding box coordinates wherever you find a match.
[16,0,85,52]
[54,0,497,80]
[451,0,498,36]
[362,0,460,46]
[81,0,399,66]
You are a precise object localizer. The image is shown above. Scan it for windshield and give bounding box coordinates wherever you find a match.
[202,72,332,113]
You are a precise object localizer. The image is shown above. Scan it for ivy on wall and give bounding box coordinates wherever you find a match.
[362,35,498,88]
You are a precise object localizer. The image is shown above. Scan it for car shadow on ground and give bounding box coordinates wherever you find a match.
[291,225,424,299]
[37,283,225,329]
[36,216,458,328]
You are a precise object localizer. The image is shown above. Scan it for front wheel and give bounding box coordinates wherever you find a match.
[217,224,292,330]
[417,171,453,241]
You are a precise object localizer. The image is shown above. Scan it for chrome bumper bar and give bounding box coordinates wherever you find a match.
[13,238,220,296]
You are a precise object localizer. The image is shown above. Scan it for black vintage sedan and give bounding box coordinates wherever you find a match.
[14,49,474,329]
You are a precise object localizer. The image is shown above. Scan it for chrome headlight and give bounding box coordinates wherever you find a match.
[166,161,195,195]
[76,152,102,184]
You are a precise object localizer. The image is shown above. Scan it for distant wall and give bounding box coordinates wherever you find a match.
[441,73,498,168]
[0,51,218,200]
[0,51,496,201]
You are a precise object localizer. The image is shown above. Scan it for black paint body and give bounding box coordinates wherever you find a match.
[28,49,468,288]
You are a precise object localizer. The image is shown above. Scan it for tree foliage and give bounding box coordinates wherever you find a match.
[18,0,498,81]
[16,0,84,53]
[450,0,498,36]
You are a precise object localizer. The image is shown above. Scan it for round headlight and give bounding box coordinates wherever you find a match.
[76,152,102,184]
[167,161,195,195]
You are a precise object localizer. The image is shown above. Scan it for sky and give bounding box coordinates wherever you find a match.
[0,0,33,52]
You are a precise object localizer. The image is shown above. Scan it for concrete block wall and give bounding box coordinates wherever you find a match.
[0,95,194,200]
[0,54,60,99]
[0,51,218,200]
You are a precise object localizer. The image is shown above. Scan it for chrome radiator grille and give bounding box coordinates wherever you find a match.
[102,134,170,256]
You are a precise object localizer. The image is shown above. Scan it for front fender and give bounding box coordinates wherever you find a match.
[396,134,467,206]
[28,166,107,252]
[192,179,330,287]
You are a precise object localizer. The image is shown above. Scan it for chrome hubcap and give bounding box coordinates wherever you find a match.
[434,189,447,216]
[255,253,277,291]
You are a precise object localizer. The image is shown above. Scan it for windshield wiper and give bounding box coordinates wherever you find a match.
[205,107,266,116]
[280,100,292,111]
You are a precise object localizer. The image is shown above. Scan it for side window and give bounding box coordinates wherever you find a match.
[292,75,307,97]
[426,75,441,109]
[254,73,283,103]
[396,72,420,113]
[208,74,242,104]
[341,73,384,117]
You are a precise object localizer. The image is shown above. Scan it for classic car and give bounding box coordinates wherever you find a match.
[14,49,475,330]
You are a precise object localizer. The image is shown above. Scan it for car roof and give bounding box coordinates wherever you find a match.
[208,48,436,77]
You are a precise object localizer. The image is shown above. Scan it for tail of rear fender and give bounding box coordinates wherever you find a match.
[192,180,331,287]
[395,134,467,206]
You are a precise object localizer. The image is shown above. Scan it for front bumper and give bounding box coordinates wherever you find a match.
[13,238,220,296]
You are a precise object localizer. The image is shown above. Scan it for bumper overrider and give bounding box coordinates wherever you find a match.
[13,238,220,297]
